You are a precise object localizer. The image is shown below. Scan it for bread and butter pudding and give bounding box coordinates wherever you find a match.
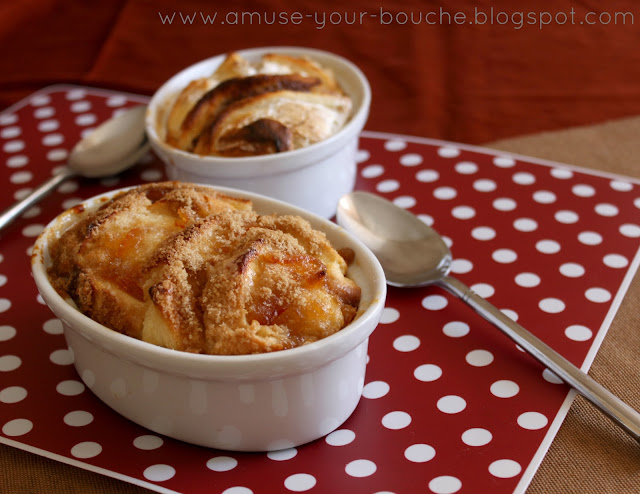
[46,182,361,355]
[164,52,353,156]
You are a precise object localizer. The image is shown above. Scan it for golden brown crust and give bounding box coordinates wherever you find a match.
[47,182,360,355]
[163,52,352,156]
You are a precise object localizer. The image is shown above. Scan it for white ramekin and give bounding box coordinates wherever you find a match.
[31,184,386,451]
[145,46,371,219]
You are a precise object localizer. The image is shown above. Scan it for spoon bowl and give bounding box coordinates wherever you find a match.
[0,105,149,232]
[337,190,640,443]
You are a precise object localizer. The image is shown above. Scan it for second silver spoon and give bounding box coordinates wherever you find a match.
[337,190,640,443]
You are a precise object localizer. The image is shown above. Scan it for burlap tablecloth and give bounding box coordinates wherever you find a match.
[2,117,640,492]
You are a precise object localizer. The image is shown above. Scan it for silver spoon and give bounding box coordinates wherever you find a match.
[337,190,640,443]
[0,105,149,232]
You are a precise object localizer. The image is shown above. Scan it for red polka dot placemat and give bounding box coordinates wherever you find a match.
[1,86,639,494]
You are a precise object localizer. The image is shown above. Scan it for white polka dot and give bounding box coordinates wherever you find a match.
[31,94,51,106]
[10,171,32,184]
[384,139,407,151]
[268,448,297,461]
[382,411,412,429]
[550,168,573,179]
[0,355,21,371]
[461,428,492,446]
[473,178,497,192]
[609,179,632,191]
[489,459,522,478]
[50,349,74,365]
[42,133,64,146]
[0,275,6,287]
[635,198,640,209]
[422,295,448,310]
[434,186,457,200]
[429,475,462,494]
[38,119,59,132]
[40,318,64,337]
[585,287,611,303]
[57,181,79,194]
[1,126,21,139]
[380,307,399,324]
[517,412,549,430]
[451,258,473,273]
[345,459,377,478]
[47,148,68,161]
[559,262,585,278]
[22,206,40,219]
[443,321,469,338]
[493,156,515,167]
[2,418,33,436]
[493,197,516,211]
[620,223,640,238]
[82,369,96,388]
[533,190,556,204]
[418,214,434,227]
[538,298,565,313]
[565,325,592,342]
[6,155,28,168]
[471,283,494,298]
[543,369,564,384]
[393,195,416,209]
[4,140,25,153]
[70,101,91,113]
[140,169,163,182]
[400,153,423,166]
[143,464,175,482]
[515,272,540,287]
[393,335,420,352]
[34,107,55,119]
[0,326,16,341]
[595,203,618,217]
[56,380,85,396]
[100,177,120,188]
[0,114,18,125]
[414,364,443,382]
[355,149,370,164]
[376,179,400,193]
[513,172,535,185]
[361,164,384,178]
[0,386,27,404]
[405,444,436,463]
[132,435,164,451]
[466,349,494,367]
[222,488,252,494]
[106,95,128,107]
[603,254,629,268]
[578,231,603,245]
[536,239,561,254]
[513,218,538,232]
[64,410,94,427]
[0,298,10,313]
[70,441,102,459]
[471,226,496,241]
[492,249,517,263]
[572,184,596,197]
[416,169,439,182]
[438,146,460,158]
[362,381,390,399]
[66,88,86,100]
[61,198,83,210]
[437,395,466,414]
[284,473,317,492]
[455,161,478,174]
[75,114,97,126]
[490,380,519,398]
[451,205,475,220]
[555,210,579,224]
[325,429,355,446]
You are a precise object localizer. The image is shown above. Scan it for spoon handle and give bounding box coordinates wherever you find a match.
[438,274,640,443]
[0,169,76,233]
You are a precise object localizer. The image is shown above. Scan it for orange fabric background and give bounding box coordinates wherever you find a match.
[1,0,639,145]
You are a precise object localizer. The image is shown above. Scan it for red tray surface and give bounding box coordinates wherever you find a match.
[1,86,639,494]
